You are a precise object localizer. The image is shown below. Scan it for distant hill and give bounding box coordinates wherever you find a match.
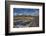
[14,15,39,17]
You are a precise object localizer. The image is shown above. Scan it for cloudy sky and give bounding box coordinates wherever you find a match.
[13,8,39,16]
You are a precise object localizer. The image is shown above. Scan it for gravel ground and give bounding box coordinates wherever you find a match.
[13,16,39,28]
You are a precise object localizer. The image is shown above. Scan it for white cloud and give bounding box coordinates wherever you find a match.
[14,13,18,15]
[14,10,39,16]
[31,11,39,16]
[18,13,23,15]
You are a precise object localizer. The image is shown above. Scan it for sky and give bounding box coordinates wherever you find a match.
[13,8,39,16]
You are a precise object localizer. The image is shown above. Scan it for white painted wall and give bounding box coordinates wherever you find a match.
[0,0,46,36]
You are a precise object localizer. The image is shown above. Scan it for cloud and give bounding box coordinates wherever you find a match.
[31,10,39,16]
[14,9,39,16]
[18,13,23,15]
[13,13,18,16]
